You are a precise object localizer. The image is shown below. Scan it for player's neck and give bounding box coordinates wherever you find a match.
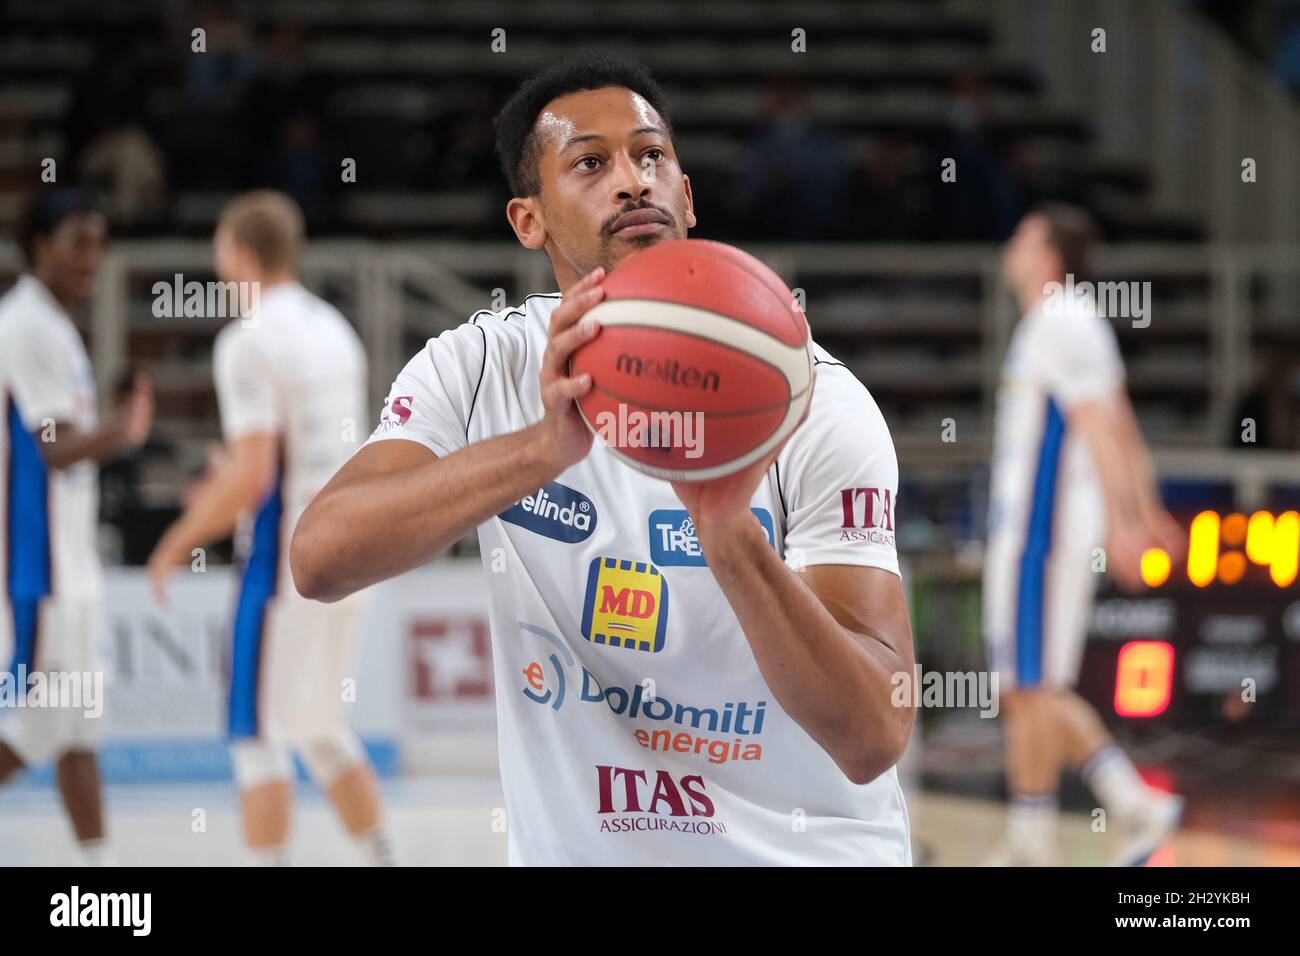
[1015,273,1062,317]
[255,273,298,292]
[28,270,72,314]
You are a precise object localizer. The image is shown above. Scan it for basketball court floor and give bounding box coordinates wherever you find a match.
[2,776,1295,866]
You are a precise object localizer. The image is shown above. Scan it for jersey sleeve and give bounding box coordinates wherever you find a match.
[213,325,283,441]
[3,319,80,430]
[1036,312,1126,410]
[777,361,900,575]
[365,321,488,457]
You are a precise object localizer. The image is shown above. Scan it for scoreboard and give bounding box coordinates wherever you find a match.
[1079,509,1300,727]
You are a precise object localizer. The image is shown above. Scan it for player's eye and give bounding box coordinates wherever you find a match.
[575,156,603,172]
[642,148,666,163]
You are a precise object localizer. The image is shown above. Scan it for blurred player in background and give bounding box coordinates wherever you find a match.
[0,190,154,865]
[984,204,1186,866]
[146,191,392,866]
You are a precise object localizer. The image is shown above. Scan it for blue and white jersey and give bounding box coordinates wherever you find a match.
[0,275,102,678]
[0,274,102,607]
[988,296,1125,549]
[213,282,368,601]
[214,282,368,739]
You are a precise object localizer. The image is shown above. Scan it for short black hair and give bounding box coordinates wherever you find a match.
[493,51,673,197]
[1033,201,1099,278]
[18,189,99,265]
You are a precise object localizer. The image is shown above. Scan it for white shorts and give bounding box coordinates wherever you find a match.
[984,481,1107,691]
[228,594,364,742]
[0,597,106,763]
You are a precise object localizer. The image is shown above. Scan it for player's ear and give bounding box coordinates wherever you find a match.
[506,197,548,250]
[682,174,698,231]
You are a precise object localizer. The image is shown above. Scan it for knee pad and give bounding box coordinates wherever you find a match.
[297,731,364,789]
[231,739,293,789]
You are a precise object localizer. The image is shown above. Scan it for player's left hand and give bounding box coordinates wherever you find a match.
[672,370,814,542]
[670,442,785,540]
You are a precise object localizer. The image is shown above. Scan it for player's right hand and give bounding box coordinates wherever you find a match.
[1107,507,1183,592]
[120,371,155,449]
[536,266,605,471]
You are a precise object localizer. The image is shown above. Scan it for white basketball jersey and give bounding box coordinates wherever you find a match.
[0,275,103,607]
[213,282,368,601]
[988,296,1126,548]
[366,293,910,866]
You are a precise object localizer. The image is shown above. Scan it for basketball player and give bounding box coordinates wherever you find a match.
[292,53,915,865]
[0,190,154,865]
[984,204,1186,865]
[146,192,392,866]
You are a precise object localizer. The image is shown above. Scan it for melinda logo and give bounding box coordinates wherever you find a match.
[649,509,775,566]
[615,354,720,391]
[500,482,597,543]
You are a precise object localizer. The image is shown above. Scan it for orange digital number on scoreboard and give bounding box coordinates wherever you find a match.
[1114,641,1174,718]
[1140,510,1300,589]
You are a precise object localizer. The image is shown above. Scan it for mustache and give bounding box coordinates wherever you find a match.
[602,202,677,236]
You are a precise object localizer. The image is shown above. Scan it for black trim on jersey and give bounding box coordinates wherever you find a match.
[462,293,563,440]
[466,291,563,326]
[465,319,488,441]
[814,359,847,370]
[773,458,789,518]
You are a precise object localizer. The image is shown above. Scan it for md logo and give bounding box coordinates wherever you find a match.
[499,481,597,543]
[649,509,775,567]
[581,557,669,653]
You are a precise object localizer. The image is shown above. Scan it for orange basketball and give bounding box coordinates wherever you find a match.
[571,239,814,481]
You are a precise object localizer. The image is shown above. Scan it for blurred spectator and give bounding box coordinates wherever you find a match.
[65,49,169,230]
[1231,346,1300,448]
[268,111,332,228]
[734,79,852,240]
[860,136,938,240]
[185,0,261,112]
[938,71,1027,241]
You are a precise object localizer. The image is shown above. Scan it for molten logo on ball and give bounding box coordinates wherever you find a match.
[614,354,720,391]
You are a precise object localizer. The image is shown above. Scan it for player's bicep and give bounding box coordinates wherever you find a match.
[226,432,280,498]
[322,435,439,495]
[800,564,913,661]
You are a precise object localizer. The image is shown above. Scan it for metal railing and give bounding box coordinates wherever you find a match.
[988,0,1300,243]
[1,237,1297,454]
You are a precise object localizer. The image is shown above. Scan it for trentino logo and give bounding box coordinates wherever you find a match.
[499,482,597,543]
[649,509,775,566]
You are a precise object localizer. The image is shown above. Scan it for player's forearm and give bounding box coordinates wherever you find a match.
[1075,403,1146,528]
[161,466,263,559]
[696,515,913,784]
[1116,398,1163,514]
[292,424,562,602]
[38,419,131,470]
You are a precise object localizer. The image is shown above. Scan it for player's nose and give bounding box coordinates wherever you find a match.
[609,151,653,204]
